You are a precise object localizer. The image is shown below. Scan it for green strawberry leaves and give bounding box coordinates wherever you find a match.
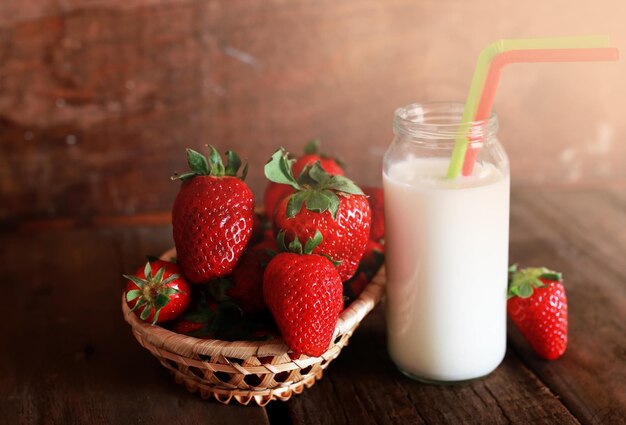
[123,262,184,325]
[264,148,363,219]
[226,150,248,179]
[276,230,341,266]
[188,148,210,175]
[325,175,362,195]
[172,145,248,182]
[264,149,299,188]
[508,264,563,299]
[207,146,225,175]
[277,230,322,255]
[286,190,341,218]
[304,231,323,254]
[125,289,142,302]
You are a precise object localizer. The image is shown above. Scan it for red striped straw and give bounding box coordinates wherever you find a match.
[461,47,620,176]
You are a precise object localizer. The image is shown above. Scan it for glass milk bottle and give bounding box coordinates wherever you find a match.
[383,102,510,383]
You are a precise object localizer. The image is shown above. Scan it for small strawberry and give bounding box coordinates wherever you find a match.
[171,319,206,335]
[171,146,254,283]
[263,232,343,357]
[265,148,371,281]
[292,139,345,177]
[343,240,384,302]
[124,260,191,324]
[263,140,344,219]
[507,265,568,360]
[226,238,278,314]
[362,186,384,242]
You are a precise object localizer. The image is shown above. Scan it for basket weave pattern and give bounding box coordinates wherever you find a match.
[122,250,386,406]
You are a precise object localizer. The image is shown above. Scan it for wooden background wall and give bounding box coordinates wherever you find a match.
[1,0,625,224]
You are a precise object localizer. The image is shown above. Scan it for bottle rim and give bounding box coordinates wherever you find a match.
[393,102,499,144]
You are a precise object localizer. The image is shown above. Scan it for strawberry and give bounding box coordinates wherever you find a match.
[226,238,278,314]
[263,140,344,219]
[171,319,206,335]
[124,260,191,324]
[171,146,254,283]
[362,186,384,242]
[507,265,568,360]
[263,182,295,219]
[263,232,343,357]
[265,148,371,281]
[343,240,385,301]
[292,139,345,177]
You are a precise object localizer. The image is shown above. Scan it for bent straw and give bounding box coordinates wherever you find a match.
[446,35,612,179]
[461,47,620,176]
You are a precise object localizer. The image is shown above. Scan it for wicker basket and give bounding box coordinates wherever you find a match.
[122,247,386,406]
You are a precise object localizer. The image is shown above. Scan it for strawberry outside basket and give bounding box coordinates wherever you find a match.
[122,247,386,406]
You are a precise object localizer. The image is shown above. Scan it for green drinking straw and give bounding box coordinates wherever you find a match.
[446,35,612,179]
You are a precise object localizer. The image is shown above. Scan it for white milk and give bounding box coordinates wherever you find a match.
[384,157,510,382]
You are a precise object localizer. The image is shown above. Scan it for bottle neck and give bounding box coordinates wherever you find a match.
[393,102,498,148]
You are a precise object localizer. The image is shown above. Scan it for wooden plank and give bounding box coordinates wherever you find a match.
[508,188,626,425]
[0,227,269,424]
[285,307,578,425]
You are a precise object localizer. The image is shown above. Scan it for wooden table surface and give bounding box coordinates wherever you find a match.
[1,186,625,425]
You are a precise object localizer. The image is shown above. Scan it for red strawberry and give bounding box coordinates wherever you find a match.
[265,148,371,281]
[263,232,343,357]
[263,182,295,219]
[292,139,345,177]
[124,260,191,324]
[227,239,278,314]
[263,140,344,219]
[171,319,206,335]
[171,146,254,283]
[362,186,384,242]
[507,265,568,360]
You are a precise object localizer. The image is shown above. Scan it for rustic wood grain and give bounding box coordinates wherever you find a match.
[1,187,624,424]
[285,307,579,425]
[0,227,269,424]
[507,188,626,425]
[1,0,626,223]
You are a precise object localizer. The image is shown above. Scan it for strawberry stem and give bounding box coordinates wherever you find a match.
[171,145,247,182]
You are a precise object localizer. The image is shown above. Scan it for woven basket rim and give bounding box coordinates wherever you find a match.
[122,247,386,359]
